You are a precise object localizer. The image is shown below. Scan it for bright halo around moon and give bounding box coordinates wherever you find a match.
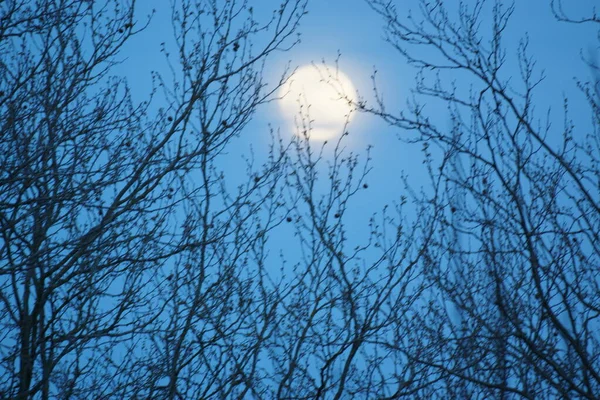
[279,65,357,141]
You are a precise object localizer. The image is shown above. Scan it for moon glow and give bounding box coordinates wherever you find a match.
[279,65,357,141]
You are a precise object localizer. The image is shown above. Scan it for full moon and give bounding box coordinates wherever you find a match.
[279,65,357,141]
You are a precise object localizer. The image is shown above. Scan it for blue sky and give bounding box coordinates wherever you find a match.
[117,0,598,264]
[2,1,597,396]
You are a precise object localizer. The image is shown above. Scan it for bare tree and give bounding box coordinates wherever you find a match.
[250,107,434,398]
[0,1,430,398]
[362,0,600,398]
[0,0,305,398]
[6,0,599,398]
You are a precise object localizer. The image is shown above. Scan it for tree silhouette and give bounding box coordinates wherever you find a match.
[363,0,600,397]
[2,0,599,398]
[0,0,305,398]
